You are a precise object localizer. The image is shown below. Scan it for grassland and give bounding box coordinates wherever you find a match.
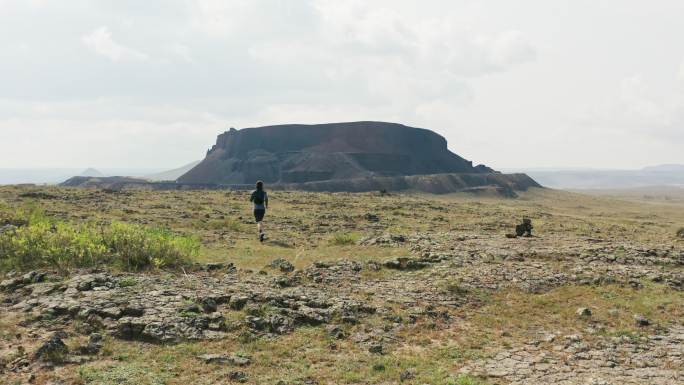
[0,185,682,384]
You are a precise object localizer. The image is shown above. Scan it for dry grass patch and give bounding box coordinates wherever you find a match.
[468,283,684,341]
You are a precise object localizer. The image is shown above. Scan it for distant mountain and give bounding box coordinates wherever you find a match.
[145,161,200,181]
[641,164,684,172]
[0,169,81,185]
[505,164,684,189]
[60,176,148,189]
[80,168,105,177]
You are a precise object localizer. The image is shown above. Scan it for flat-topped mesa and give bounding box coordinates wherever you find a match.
[178,121,495,185]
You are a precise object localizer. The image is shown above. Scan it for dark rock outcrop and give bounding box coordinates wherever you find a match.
[178,121,495,185]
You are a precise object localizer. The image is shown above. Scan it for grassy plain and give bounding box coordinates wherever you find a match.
[0,185,682,384]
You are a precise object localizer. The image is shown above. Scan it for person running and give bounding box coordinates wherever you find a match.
[249,180,268,242]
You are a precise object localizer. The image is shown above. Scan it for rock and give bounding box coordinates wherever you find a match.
[400,368,416,382]
[202,262,236,273]
[0,224,18,234]
[228,371,248,383]
[229,295,249,310]
[576,307,592,317]
[246,316,267,331]
[274,276,300,288]
[0,277,23,292]
[197,353,251,366]
[181,303,201,314]
[200,297,218,313]
[121,305,144,317]
[22,271,46,284]
[634,314,650,327]
[368,343,384,354]
[78,333,103,355]
[73,274,114,292]
[267,314,295,334]
[270,258,295,273]
[384,257,429,270]
[204,262,225,271]
[364,213,380,222]
[515,218,533,237]
[33,335,69,363]
[325,325,346,340]
[677,228,684,238]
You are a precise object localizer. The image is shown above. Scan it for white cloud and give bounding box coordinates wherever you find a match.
[0,0,682,169]
[81,26,148,62]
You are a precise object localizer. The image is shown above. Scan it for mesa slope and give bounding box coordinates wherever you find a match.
[177,121,539,195]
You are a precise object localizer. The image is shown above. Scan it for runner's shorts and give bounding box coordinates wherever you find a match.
[254,209,265,222]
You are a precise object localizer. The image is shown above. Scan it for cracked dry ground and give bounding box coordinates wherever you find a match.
[1,187,684,384]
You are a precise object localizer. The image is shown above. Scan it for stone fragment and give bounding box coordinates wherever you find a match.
[634,314,650,327]
[369,343,384,354]
[270,258,295,273]
[576,307,592,317]
[33,335,69,363]
[228,371,248,383]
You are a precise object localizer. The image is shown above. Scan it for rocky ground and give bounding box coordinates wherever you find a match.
[1,186,683,384]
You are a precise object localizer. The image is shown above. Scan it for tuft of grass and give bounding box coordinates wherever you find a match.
[450,374,490,385]
[328,231,359,246]
[118,277,138,287]
[441,278,471,296]
[201,218,243,232]
[0,207,199,272]
[79,363,171,385]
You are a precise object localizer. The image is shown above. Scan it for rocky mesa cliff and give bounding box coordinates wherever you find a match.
[179,122,493,183]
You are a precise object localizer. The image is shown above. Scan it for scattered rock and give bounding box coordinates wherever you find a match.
[364,213,380,222]
[368,343,384,354]
[197,353,251,366]
[633,314,650,327]
[325,325,346,340]
[0,224,18,234]
[400,368,416,382]
[22,271,46,284]
[228,371,248,383]
[33,335,69,363]
[513,218,533,237]
[77,333,104,355]
[229,295,249,310]
[200,297,218,313]
[576,307,592,317]
[384,257,429,270]
[270,258,295,273]
[0,277,24,292]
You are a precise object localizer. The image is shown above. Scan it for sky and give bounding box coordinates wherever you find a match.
[1,0,683,170]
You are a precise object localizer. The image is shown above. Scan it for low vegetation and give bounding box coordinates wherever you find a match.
[328,231,359,245]
[0,206,199,272]
[1,186,683,384]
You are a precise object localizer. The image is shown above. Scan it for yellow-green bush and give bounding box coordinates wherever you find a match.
[328,232,359,246]
[0,208,198,272]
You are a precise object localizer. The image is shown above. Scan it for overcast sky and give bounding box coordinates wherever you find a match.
[1,0,683,170]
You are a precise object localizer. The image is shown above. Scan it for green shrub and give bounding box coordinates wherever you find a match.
[329,232,359,246]
[0,208,199,272]
[103,222,198,270]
